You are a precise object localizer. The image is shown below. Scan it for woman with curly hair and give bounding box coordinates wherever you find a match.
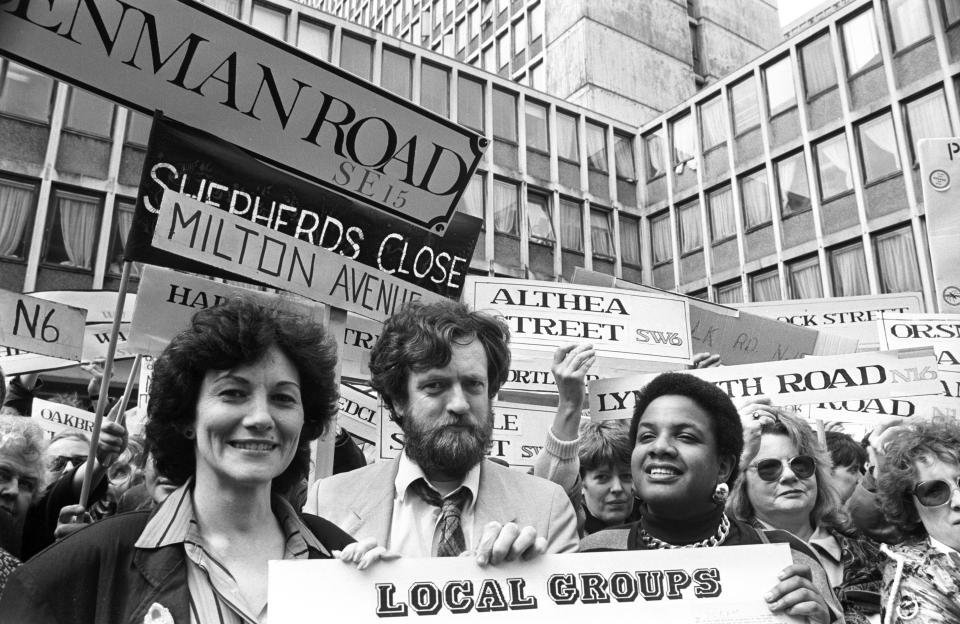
[875,415,960,624]
[0,298,358,623]
[728,408,885,623]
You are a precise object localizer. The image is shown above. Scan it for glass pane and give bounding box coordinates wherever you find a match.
[527,193,554,242]
[340,35,373,80]
[457,172,484,219]
[842,9,880,75]
[830,242,869,296]
[199,0,240,17]
[513,17,526,55]
[731,76,759,134]
[0,179,37,259]
[815,134,853,200]
[557,112,579,162]
[875,227,921,293]
[420,62,449,117]
[889,0,932,50]
[672,115,695,164]
[0,61,54,122]
[651,213,672,263]
[765,57,796,114]
[497,33,509,68]
[708,187,736,241]
[108,199,140,277]
[381,48,412,99]
[530,2,544,41]
[620,214,641,266]
[493,180,518,235]
[715,282,743,304]
[525,101,548,152]
[251,3,287,39]
[777,153,811,215]
[125,110,152,146]
[65,88,114,138]
[678,202,702,253]
[298,20,332,61]
[456,19,467,52]
[741,169,771,228]
[586,123,607,171]
[43,192,101,270]
[457,76,483,131]
[492,88,517,141]
[751,270,781,302]
[560,199,583,252]
[858,113,900,182]
[614,134,636,180]
[801,33,838,96]
[787,257,823,298]
[590,209,614,256]
[946,0,960,24]
[905,90,951,159]
[645,130,665,178]
[699,96,726,151]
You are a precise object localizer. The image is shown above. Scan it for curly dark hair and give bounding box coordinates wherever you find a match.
[146,298,338,493]
[826,430,868,472]
[369,300,510,423]
[876,415,960,539]
[629,372,743,488]
[578,420,632,476]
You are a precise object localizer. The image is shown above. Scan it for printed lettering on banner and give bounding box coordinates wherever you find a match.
[270,545,795,623]
[919,139,960,312]
[134,356,153,437]
[83,323,136,362]
[338,384,379,444]
[877,313,960,373]
[0,289,87,361]
[340,314,381,382]
[589,348,941,421]
[465,277,692,365]
[31,398,97,437]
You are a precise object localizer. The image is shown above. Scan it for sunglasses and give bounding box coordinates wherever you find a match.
[913,476,960,508]
[47,454,88,473]
[749,455,816,482]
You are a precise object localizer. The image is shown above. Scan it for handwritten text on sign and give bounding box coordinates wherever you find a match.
[465,277,692,365]
[0,289,86,361]
[589,348,941,420]
[152,190,442,323]
[270,545,793,623]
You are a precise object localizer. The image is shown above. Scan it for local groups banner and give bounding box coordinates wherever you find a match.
[31,398,97,437]
[270,544,796,623]
[589,348,941,420]
[464,276,693,366]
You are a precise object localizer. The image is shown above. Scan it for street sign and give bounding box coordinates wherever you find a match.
[0,0,485,232]
[918,138,960,312]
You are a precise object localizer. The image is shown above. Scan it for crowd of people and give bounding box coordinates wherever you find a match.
[0,297,956,623]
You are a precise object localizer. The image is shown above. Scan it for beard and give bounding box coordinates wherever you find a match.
[401,405,494,480]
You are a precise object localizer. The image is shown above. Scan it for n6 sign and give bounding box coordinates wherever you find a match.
[0,289,87,361]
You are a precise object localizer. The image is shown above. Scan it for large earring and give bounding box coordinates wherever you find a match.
[184,427,195,440]
[712,482,729,505]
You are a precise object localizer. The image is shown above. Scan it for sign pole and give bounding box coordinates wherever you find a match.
[816,419,827,448]
[78,261,133,509]
[312,306,348,482]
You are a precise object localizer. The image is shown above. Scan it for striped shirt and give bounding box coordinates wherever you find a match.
[135,481,329,624]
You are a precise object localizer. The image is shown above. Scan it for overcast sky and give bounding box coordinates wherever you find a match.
[778,0,832,26]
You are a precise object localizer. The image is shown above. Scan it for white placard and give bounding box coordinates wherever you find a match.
[877,313,960,372]
[31,398,97,437]
[0,289,87,361]
[28,290,136,324]
[338,384,379,443]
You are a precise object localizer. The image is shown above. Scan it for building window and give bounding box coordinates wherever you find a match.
[457,76,483,131]
[493,179,518,235]
[457,171,485,219]
[614,133,636,182]
[730,76,760,134]
[529,2,544,43]
[107,199,141,278]
[560,198,583,252]
[492,88,517,142]
[0,178,36,261]
[251,2,287,39]
[887,0,933,51]
[527,191,554,244]
[750,268,781,302]
[841,9,881,76]
[456,18,467,53]
[125,110,152,147]
[497,32,509,69]
[525,100,548,153]
[482,45,496,72]
[874,226,921,293]
[469,6,480,41]
[904,89,951,163]
[787,256,823,299]
[857,112,900,183]
[512,16,526,56]
[651,212,672,264]
[764,57,796,116]
[199,0,240,17]
[586,122,608,172]
[64,88,115,138]
[419,62,449,117]
[443,31,455,56]
[298,19,332,61]
[590,209,614,257]
[678,202,703,254]
[340,34,373,80]
[715,281,743,304]
[530,62,544,91]
[944,0,960,26]
[708,186,736,242]
[776,152,811,217]
[740,169,770,229]
[557,111,579,163]
[0,60,54,123]
[381,47,413,99]
[699,96,726,152]
[829,241,869,296]
[620,214,641,267]
[800,32,837,98]
[42,190,102,271]
[644,129,665,179]
[815,133,853,201]
[672,114,695,167]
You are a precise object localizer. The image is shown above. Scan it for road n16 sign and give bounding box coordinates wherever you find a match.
[919,139,960,312]
[0,0,485,233]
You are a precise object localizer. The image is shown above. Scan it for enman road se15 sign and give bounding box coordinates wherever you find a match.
[0,0,485,232]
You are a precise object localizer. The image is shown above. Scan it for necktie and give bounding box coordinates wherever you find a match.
[410,478,471,557]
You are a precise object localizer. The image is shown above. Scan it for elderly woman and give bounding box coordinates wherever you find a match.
[875,416,960,623]
[0,416,46,594]
[728,408,884,623]
[580,372,841,623]
[0,298,356,623]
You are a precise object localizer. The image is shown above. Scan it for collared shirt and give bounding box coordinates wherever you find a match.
[808,525,844,589]
[135,480,329,624]
[389,453,480,557]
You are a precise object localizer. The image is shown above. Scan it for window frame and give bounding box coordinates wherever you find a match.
[40,187,104,273]
[775,151,813,218]
[840,8,882,79]
[524,99,549,155]
[828,239,870,297]
[707,185,737,244]
[750,267,781,302]
[856,110,901,185]
[526,189,555,245]
[650,210,673,266]
[799,31,838,101]
[677,200,703,256]
[813,132,854,203]
[556,110,580,165]
[885,0,934,53]
[619,212,642,268]
[0,174,39,263]
[739,168,771,231]
[786,254,823,299]
[730,75,761,137]
[763,55,797,118]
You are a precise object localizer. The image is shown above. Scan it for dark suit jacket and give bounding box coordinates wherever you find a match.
[0,509,353,624]
[304,457,579,554]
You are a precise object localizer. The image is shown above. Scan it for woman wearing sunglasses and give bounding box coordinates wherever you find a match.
[875,416,960,624]
[728,409,885,623]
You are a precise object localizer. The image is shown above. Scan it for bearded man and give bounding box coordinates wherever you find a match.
[305,300,578,561]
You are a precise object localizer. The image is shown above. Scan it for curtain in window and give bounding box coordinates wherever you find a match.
[493,181,518,235]
[741,172,770,228]
[817,136,853,198]
[709,189,736,241]
[527,195,555,242]
[859,114,900,181]
[889,0,932,49]
[525,103,548,152]
[716,283,743,304]
[731,77,759,134]
[802,35,837,95]
[777,155,811,214]
[560,200,583,252]
[789,261,823,298]
[843,10,880,74]
[651,215,672,263]
[619,216,640,265]
[614,135,636,180]
[700,98,726,150]
[907,92,951,149]
[646,132,664,177]
[678,204,702,253]
[751,272,781,302]
[557,114,579,162]
[586,124,607,171]
[590,210,614,256]
[672,116,695,164]
[831,244,869,296]
[0,183,33,257]
[457,174,484,219]
[875,230,922,293]
[58,196,98,269]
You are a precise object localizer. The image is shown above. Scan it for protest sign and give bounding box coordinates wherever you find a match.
[465,276,692,365]
[134,355,153,437]
[799,395,960,425]
[338,383,379,443]
[151,190,444,323]
[83,323,135,362]
[28,290,137,324]
[0,348,75,376]
[739,293,924,351]
[589,348,941,420]
[31,398,97,437]
[571,268,858,364]
[877,313,960,373]
[340,314,381,381]
[270,544,794,623]
[919,139,960,312]
[0,0,485,232]
[379,400,555,468]
[125,117,481,298]
[501,348,674,394]
[0,289,87,361]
